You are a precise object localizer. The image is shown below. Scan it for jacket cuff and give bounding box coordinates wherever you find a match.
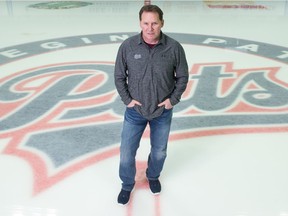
[123,98,132,106]
[170,97,179,106]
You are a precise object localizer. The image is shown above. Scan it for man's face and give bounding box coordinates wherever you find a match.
[140,11,164,44]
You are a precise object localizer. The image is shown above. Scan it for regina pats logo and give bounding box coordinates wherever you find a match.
[0,32,288,194]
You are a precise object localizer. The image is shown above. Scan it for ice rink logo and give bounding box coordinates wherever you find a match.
[28,1,93,10]
[0,32,288,194]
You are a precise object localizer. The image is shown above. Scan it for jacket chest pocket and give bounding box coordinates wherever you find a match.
[155,53,175,69]
[127,53,147,76]
[153,54,175,77]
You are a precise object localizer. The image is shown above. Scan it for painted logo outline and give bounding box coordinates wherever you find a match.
[0,32,288,194]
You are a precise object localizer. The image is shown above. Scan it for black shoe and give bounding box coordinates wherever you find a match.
[148,179,161,195]
[117,189,131,205]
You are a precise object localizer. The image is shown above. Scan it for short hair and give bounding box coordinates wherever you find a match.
[139,5,164,21]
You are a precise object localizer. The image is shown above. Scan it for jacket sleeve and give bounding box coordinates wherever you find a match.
[170,43,189,106]
[114,43,132,106]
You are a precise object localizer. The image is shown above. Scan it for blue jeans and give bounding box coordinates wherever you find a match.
[119,107,173,191]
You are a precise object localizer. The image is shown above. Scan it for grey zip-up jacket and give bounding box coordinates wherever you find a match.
[114,32,189,120]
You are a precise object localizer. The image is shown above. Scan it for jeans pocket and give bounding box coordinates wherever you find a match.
[164,107,173,112]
